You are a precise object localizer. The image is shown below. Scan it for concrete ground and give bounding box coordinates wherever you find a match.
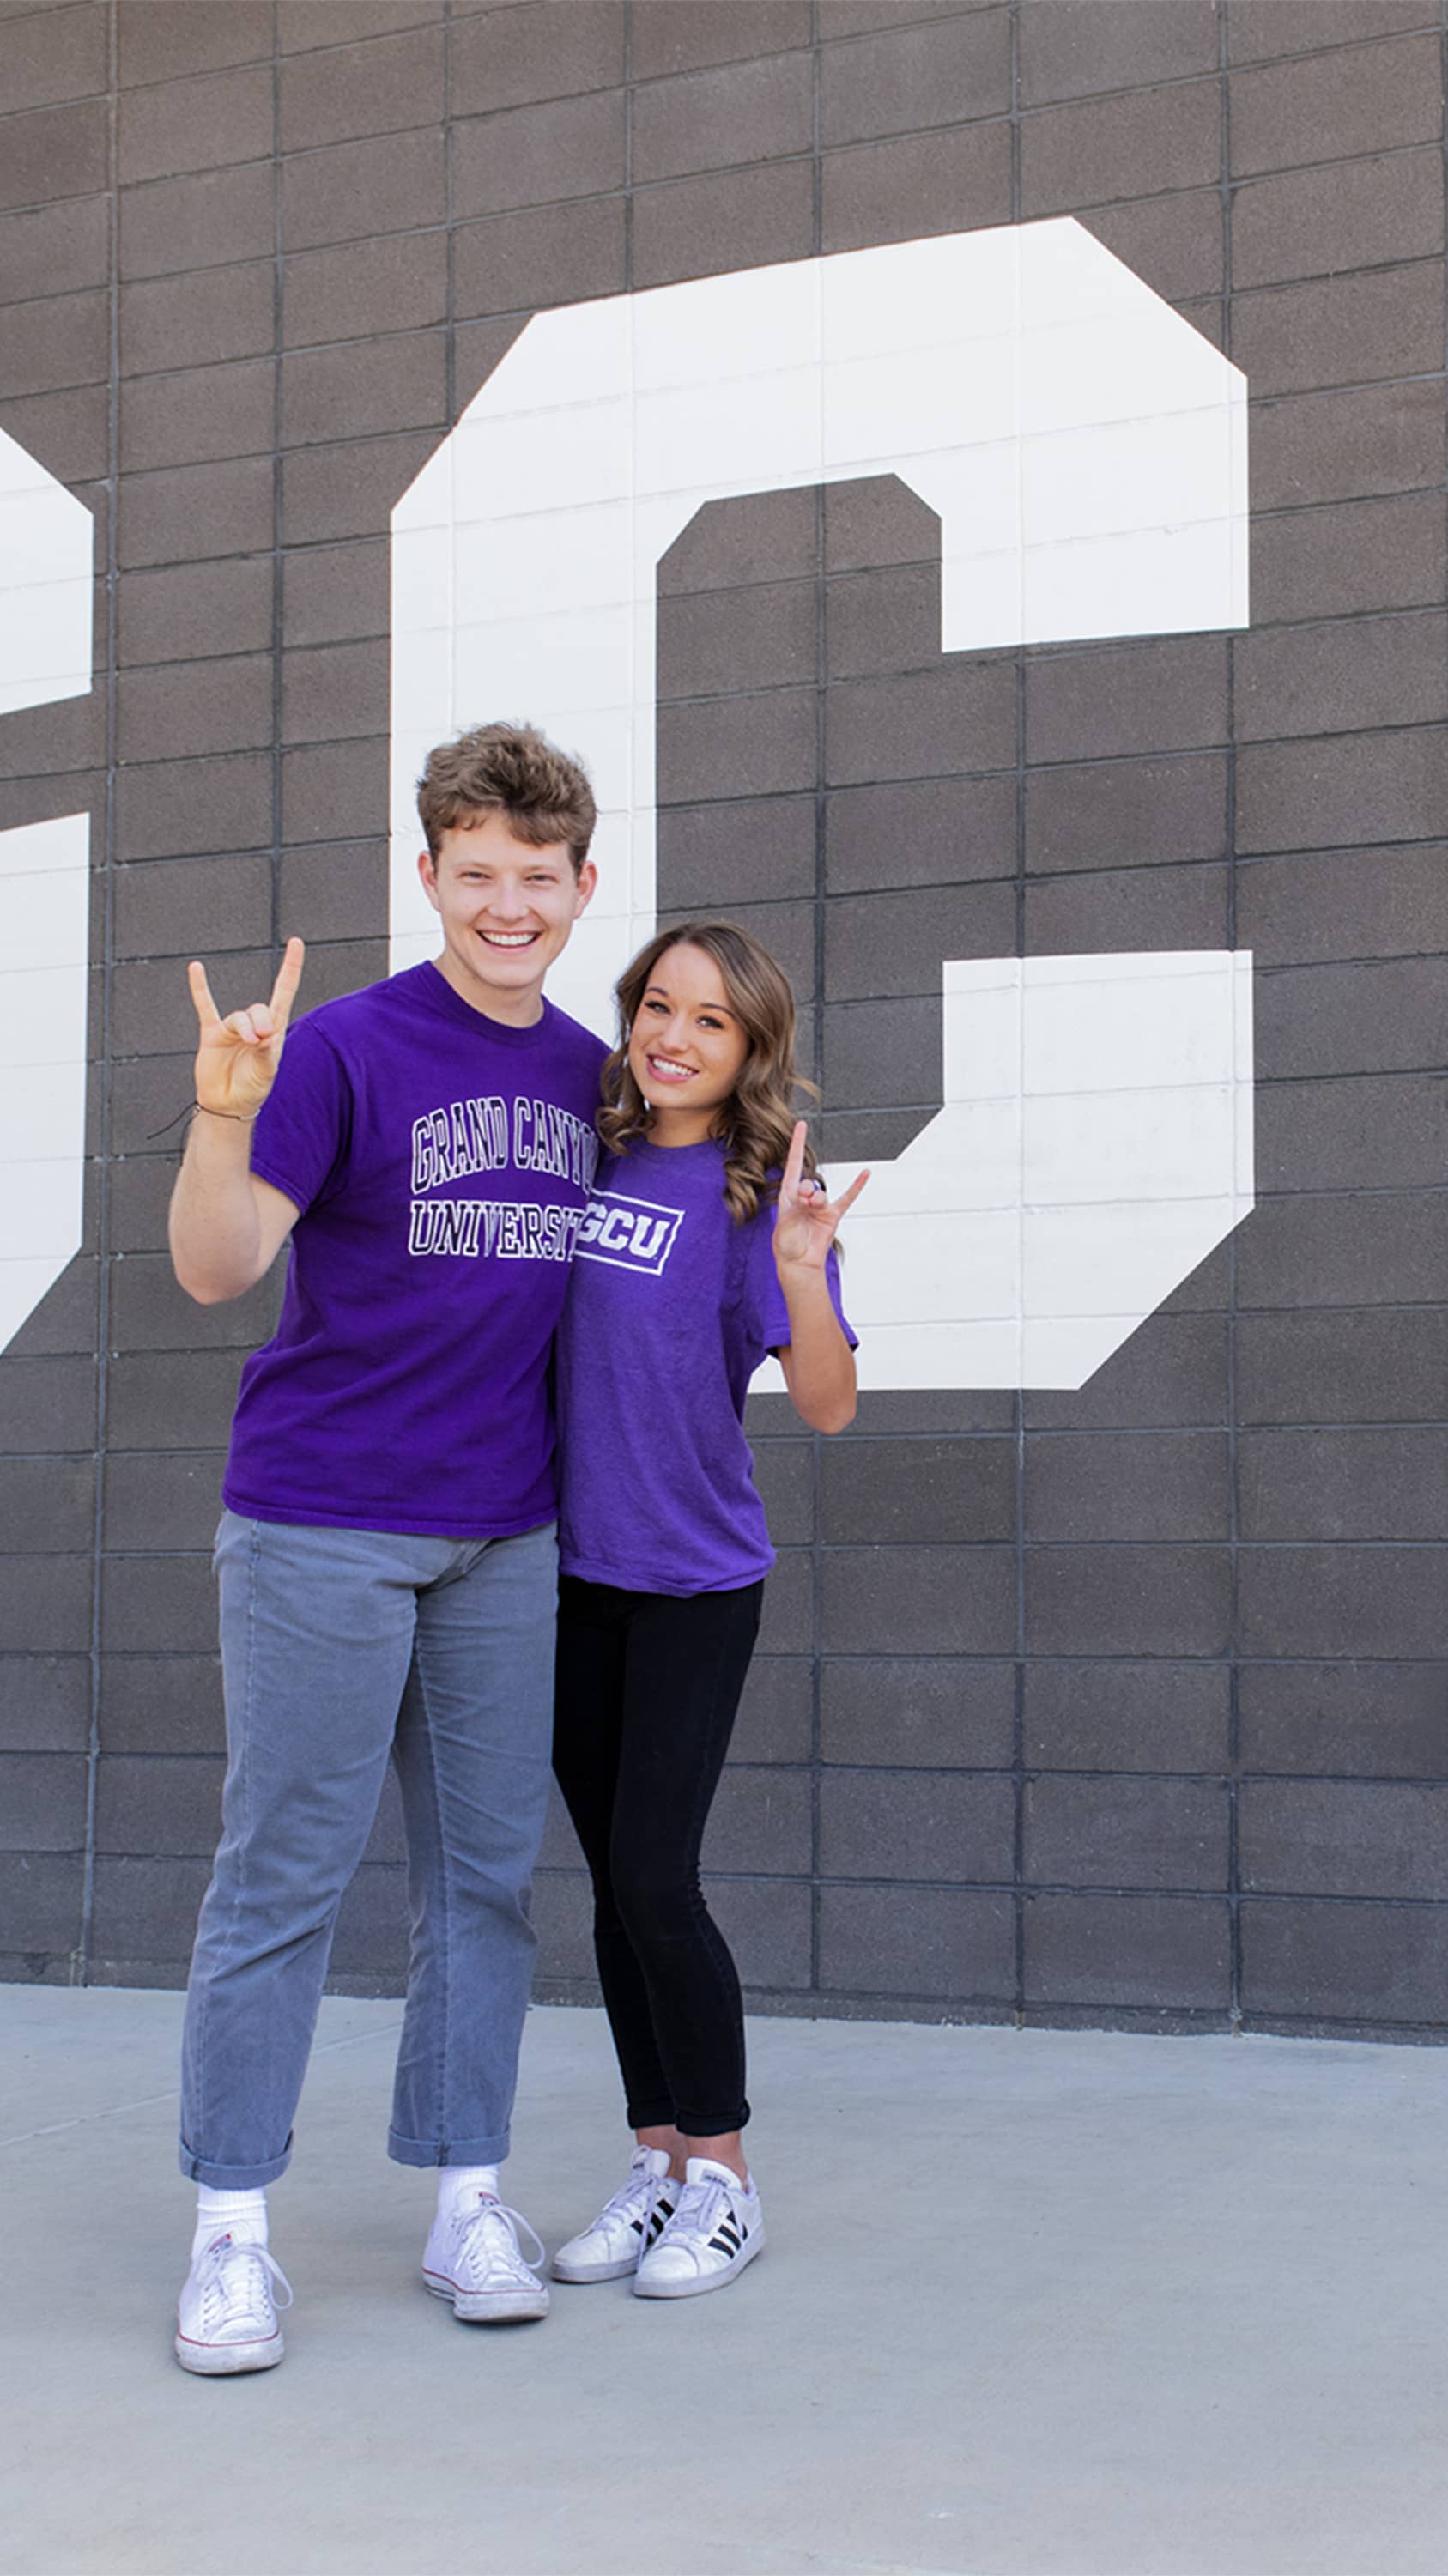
[5,1989,1448,2576]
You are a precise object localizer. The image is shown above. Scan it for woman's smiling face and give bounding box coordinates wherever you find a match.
[627,940,750,1145]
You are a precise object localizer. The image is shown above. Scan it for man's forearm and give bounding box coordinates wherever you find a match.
[169,1112,271,1305]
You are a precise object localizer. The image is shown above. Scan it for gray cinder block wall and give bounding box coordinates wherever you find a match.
[0,0,1444,2035]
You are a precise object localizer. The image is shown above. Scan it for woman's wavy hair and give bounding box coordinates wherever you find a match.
[598,919,818,1226]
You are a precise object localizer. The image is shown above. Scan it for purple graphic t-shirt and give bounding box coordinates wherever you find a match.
[223,961,606,1537]
[556,1136,853,1597]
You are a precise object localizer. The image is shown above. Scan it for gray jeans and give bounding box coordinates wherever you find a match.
[179,1510,559,2188]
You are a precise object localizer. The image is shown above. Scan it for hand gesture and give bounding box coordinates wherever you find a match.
[187,938,306,1120]
[772,1118,869,1277]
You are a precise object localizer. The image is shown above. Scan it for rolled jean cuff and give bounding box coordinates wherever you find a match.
[624,2094,678,2131]
[670,2099,750,2138]
[179,2132,294,2189]
[387,2123,512,2171]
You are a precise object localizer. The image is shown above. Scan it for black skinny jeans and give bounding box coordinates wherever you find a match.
[552,1573,763,2138]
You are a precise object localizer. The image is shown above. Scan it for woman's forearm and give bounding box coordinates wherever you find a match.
[778,1270,857,1433]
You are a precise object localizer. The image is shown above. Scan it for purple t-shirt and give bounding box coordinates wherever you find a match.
[223,961,606,1537]
[556,1136,853,1596]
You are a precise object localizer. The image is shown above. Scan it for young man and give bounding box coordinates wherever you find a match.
[169,724,605,2375]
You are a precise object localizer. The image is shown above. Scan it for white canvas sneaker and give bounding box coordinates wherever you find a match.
[422,2191,550,2324]
[633,2155,765,2300]
[174,2229,293,2376]
[552,2145,678,2284]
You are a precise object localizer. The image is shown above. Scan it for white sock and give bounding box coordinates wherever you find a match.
[435,2164,499,2226]
[192,2184,268,2260]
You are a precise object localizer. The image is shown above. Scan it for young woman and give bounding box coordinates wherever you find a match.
[549,919,866,2301]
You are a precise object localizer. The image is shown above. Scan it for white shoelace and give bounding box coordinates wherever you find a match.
[664,2175,731,2246]
[600,2167,664,2232]
[195,2235,294,2337]
[451,2197,546,2282]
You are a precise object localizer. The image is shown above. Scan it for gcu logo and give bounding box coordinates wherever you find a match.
[577,1195,686,1277]
[391,221,1253,1393]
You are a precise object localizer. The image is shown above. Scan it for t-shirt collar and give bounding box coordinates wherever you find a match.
[414,957,555,1046]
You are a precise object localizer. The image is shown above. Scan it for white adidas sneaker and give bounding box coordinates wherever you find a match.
[552,2145,678,2284]
[422,2190,550,2324]
[174,2229,293,2376]
[633,2155,765,2300]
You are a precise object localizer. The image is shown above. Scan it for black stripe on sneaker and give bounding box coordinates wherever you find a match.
[709,2229,740,2256]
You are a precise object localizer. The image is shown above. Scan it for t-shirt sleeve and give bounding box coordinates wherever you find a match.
[742,1198,857,1359]
[246,1015,352,1219]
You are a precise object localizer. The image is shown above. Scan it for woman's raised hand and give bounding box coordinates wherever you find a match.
[772,1118,869,1275]
[187,938,306,1121]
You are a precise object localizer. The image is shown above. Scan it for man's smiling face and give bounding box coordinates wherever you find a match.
[419,812,596,1027]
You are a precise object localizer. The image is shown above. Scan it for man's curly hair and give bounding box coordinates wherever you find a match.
[416,721,596,872]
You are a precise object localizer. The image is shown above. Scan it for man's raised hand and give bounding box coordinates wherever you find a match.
[187,938,306,1122]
